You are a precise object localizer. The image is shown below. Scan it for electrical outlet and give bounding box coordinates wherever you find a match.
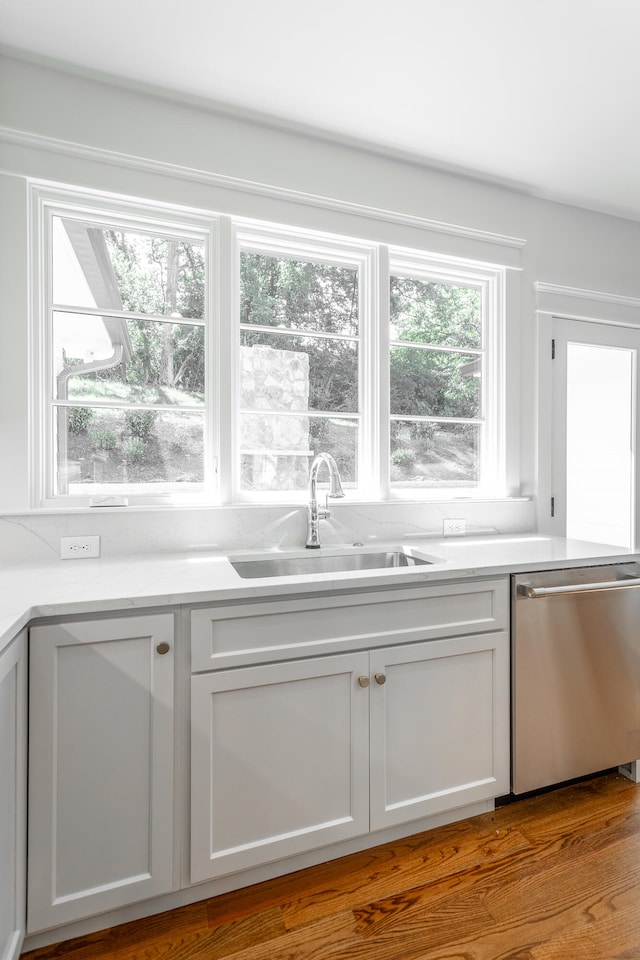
[60,536,101,559]
[443,518,466,537]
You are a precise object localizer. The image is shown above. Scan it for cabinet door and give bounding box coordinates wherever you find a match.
[28,615,175,932]
[0,631,27,960]
[191,652,370,882]
[370,632,510,831]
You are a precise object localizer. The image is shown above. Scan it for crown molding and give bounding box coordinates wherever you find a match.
[535,282,640,309]
[0,45,542,199]
[0,125,526,262]
[535,281,640,325]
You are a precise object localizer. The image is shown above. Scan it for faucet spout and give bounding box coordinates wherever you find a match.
[306,453,345,549]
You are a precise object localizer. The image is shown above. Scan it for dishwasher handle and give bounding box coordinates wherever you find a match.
[518,577,640,598]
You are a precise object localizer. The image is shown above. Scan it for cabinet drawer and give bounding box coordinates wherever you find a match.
[191,577,508,671]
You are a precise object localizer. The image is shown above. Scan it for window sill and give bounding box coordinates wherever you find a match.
[8,495,531,517]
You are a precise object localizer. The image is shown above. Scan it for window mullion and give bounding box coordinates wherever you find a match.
[42,202,56,502]
[217,215,235,503]
[239,323,359,344]
[52,303,206,326]
[390,340,483,356]
[374,245,390,500]
[483,272,506,493]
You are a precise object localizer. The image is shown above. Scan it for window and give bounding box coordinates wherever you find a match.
[38,196,213,505]
[236,226,371,497]
[34,188,506,506]
[389,251,504,496]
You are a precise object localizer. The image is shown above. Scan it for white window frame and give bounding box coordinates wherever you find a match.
[30,185,507,508]
[386,246,506,500]
[230,219,377,502]
[31,185,218,508]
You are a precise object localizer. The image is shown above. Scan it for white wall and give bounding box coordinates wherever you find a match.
[1,51,639,561]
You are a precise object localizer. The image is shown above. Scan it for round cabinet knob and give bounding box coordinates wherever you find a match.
[156,641,171,655]
[374,673,387,685]
[357,675,370,688]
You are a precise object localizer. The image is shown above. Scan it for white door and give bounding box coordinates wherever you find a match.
[369,632,510,831]
[552,318,639,548]
[0,632,27,960]
[28,615,175,932]
[190,652,370,882]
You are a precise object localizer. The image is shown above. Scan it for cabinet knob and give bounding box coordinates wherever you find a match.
[357,675,370,688]
[156,641,171,655]
[374,673,386,685]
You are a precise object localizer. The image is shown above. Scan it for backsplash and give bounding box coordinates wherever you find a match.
[0,499,535,565]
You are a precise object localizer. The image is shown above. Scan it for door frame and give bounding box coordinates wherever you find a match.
[547,316,640,547]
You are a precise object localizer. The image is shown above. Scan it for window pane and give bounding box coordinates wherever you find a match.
[240,252,359,336]
[240,413,357,491]
[390,276,482,349]
[390,420,480,487]
[54,313,205,406]
[566,343,633,548]
[52,218,205,319]
[241,332,358,413]
[57,406,204,492]
[390,346,481,418]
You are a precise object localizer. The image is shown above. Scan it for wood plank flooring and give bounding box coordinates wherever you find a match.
[22,772,640,960]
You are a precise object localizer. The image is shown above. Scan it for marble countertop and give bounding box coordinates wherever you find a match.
[0,534,636,654]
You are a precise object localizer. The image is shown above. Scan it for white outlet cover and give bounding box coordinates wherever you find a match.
[60,535,101,559]
[443,518,466,536]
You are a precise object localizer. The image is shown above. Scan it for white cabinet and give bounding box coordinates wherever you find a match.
[0,631,27,960]
[21,576,510,941]
[190,580,510,884]
[28,614,176,932]
[190,652,371,882]
[369,632,509,831]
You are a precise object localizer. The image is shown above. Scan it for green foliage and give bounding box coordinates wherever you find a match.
[124,409,157,441]
[105,232,204,319]
[122,438,147,461]
[98,233,481,486]
[240,253,359,415]
[389,420,478,484]
[391,447,417,467]
[240,253,359,336]
[390,347,479,419]
[68,407,94,434]
[389,277,482,422]
[390,277,481,349]
[104,231,205,395]
[90,428,117,450]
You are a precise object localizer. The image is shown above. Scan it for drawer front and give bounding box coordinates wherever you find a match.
[191,577,508,671]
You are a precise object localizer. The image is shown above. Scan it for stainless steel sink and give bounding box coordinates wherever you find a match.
[230,550,432,579]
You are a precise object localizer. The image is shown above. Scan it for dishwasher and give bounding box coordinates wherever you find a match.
[512,564,640,794]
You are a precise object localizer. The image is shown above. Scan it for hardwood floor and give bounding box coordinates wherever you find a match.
[22,772,640,960]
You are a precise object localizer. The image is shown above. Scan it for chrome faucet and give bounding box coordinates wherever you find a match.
[306,453,345,548]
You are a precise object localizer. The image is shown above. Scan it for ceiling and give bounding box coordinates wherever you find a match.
[2,0,640,220]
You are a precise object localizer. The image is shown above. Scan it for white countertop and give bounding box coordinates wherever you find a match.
[0,534,636,653]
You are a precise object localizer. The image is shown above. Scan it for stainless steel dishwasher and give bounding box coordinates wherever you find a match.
[512,564,640,794]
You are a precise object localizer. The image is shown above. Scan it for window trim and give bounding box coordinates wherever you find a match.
[30,185,509,508]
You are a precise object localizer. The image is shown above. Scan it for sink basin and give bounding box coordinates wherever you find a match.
[230,550,433,579]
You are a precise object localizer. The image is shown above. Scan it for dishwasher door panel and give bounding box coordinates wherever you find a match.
[512,565,640,794]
